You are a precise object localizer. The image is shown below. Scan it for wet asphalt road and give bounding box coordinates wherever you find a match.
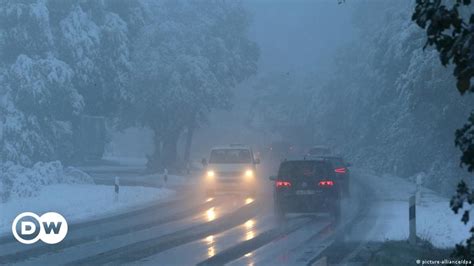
[0,162,374,266]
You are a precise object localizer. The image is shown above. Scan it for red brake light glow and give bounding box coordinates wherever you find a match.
[318,180,334,187]
[334,167,346,174]
[276,181,291,187]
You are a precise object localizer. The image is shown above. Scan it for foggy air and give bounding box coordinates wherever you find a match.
[1,0,474,265]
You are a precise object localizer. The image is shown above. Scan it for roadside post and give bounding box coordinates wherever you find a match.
[114,176,120,202]
[409,195,416,245]
[416,174,422,205]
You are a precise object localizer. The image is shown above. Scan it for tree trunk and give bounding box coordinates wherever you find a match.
[147,130,162,171]
[162,131,179,170]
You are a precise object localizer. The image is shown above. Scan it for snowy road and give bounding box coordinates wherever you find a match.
[0,164,375,266]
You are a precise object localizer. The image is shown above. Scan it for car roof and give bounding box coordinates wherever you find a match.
[281,158,329,163]
[307,155,343,160]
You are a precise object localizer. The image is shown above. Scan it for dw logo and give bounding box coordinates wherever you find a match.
[12,212,68,244]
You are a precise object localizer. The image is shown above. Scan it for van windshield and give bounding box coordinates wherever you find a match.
[209,149,252,164]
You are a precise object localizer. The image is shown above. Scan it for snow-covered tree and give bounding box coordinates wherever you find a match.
[0,0,144,165]
[253,0,473,195]
[0,0,258,169]
[0,1,84,165]
[127,0,258,170]
[0,0,54,63]
[56,1,133,116]
[1,54,83,165]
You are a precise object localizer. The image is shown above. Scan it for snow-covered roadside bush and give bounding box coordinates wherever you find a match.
[0,161,93,203]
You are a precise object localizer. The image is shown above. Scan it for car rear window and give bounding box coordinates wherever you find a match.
[278,161,332,179]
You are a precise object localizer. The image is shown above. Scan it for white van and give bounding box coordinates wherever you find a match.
[203,144,260,196]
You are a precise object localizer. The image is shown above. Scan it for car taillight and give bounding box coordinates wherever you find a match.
[334,167,346,174]
[276,181,291,188]
[318,180,334,187]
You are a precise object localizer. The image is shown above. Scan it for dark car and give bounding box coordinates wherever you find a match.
[269,159,342,221]
[267,140,295,161]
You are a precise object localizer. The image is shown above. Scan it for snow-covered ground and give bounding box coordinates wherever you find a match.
[0,184,175,236]
[354,168,472,248]
[133,173,196,187]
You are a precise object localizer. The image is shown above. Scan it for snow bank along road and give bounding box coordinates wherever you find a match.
[0,166,376,265]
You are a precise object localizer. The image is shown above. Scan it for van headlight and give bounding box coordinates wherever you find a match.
[244,169,254,179]
[207,170,215,178]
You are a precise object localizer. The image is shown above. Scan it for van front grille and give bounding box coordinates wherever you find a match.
[217,171,242,177]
